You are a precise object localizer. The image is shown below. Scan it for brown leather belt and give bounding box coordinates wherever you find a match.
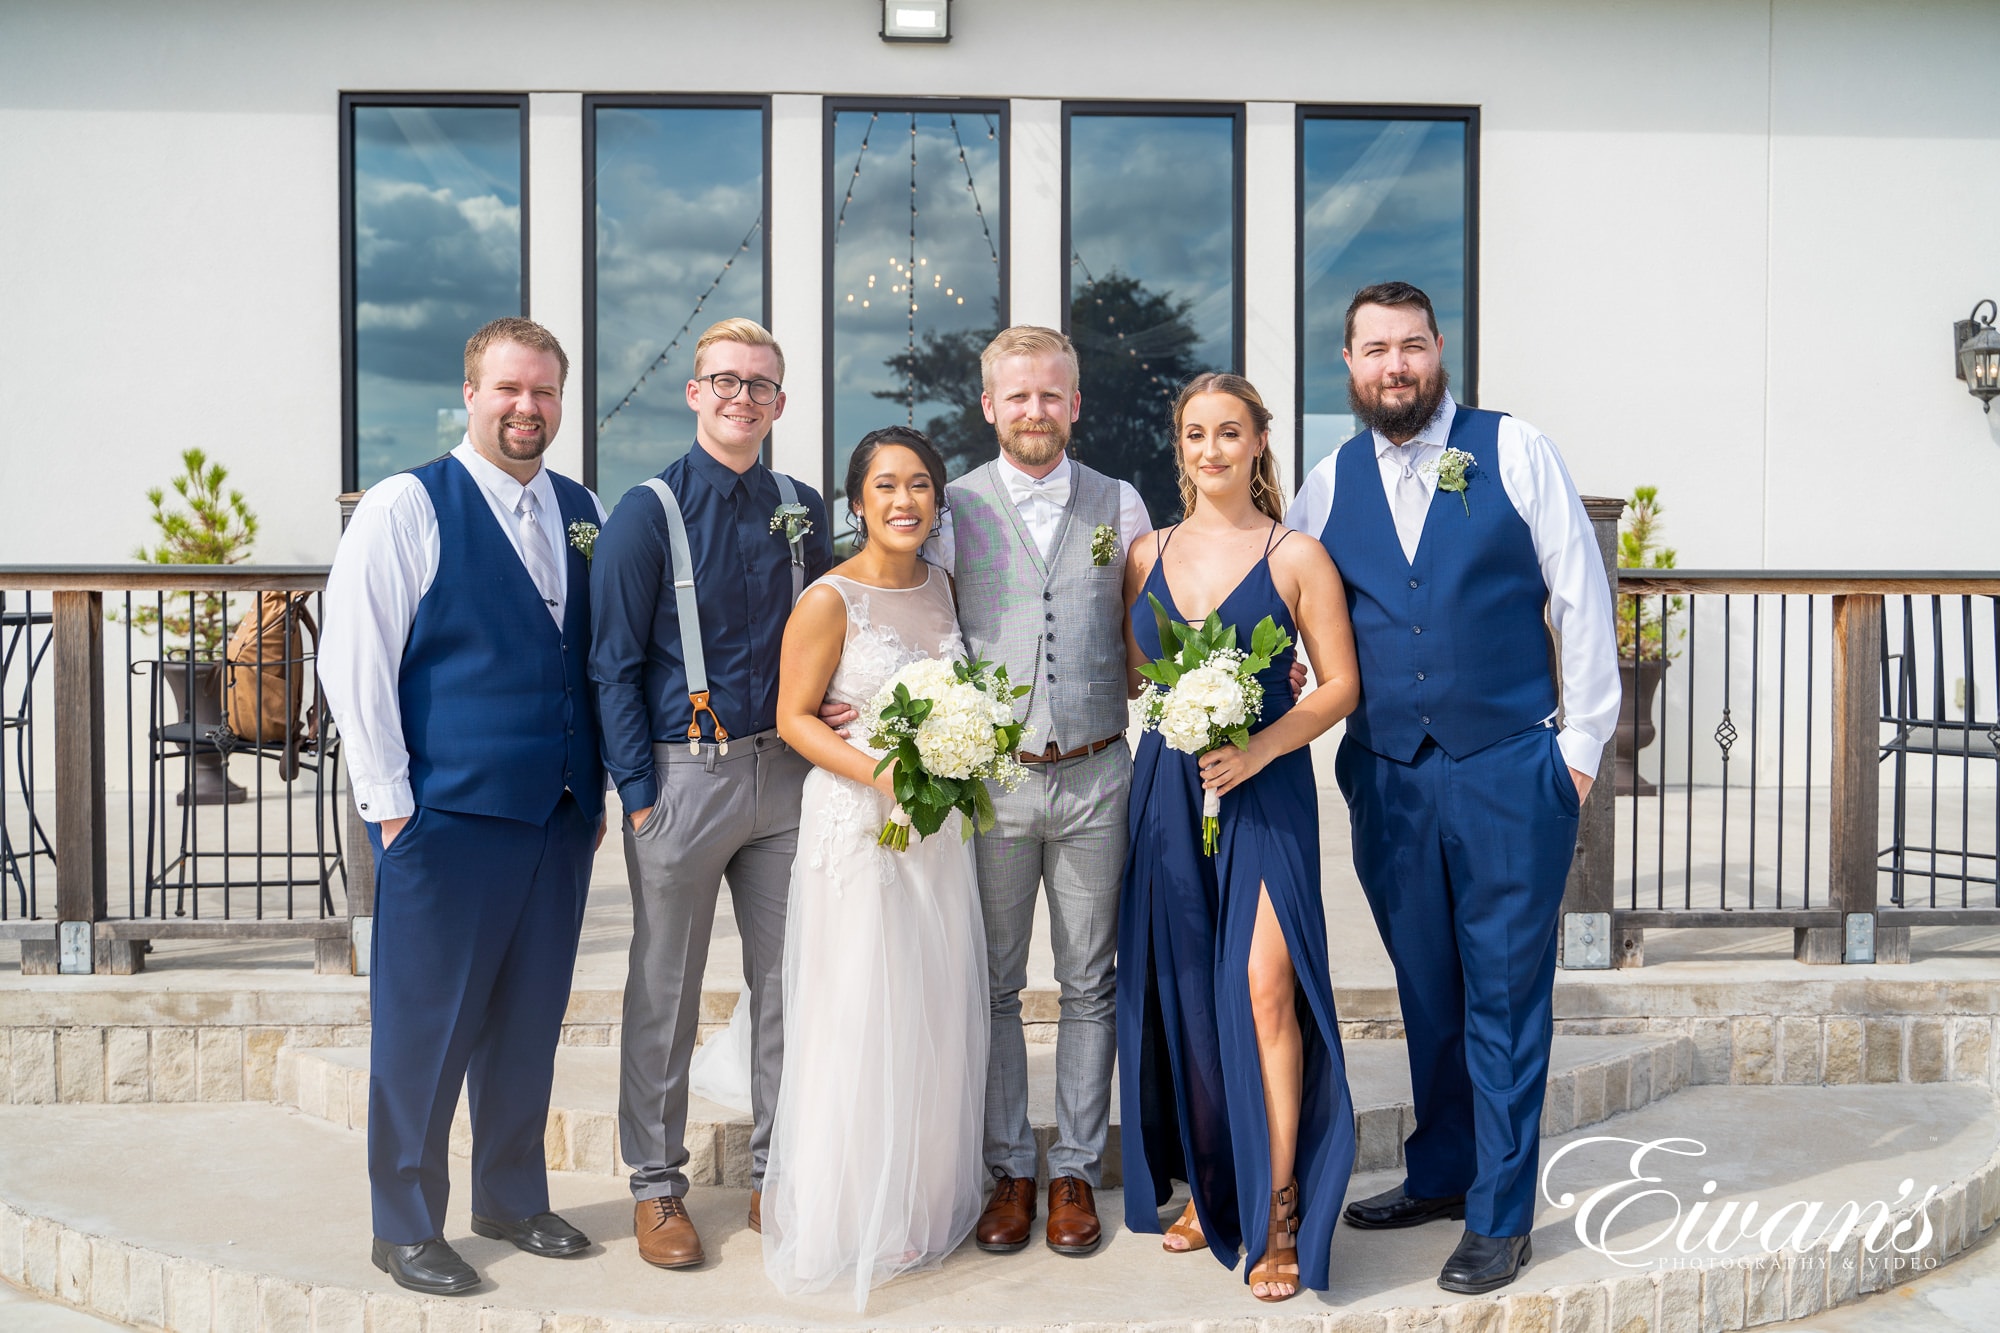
[1018,734,1124,765]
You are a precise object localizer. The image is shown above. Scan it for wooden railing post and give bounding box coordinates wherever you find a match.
[33,591,139,974]
[1560,495,1628,968]
[1815,592,1904,963]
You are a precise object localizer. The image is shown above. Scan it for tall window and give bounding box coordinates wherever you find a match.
[342,96,527,491]
[1065,105,1243,525]
[587,97,768,505]
[1298,107,1477,478]
[824,99,1007,517]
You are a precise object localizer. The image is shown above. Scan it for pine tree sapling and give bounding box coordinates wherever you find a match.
[119,448,260,659]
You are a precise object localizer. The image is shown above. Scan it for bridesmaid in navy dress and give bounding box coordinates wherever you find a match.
[1117,373,1361,1302]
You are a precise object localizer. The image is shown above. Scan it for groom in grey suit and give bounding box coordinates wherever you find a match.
[937,326,1153,1256]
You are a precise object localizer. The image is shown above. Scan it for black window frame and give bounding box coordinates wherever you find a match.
[1060,100,1248,376]
[339,92,531,494]
[1294,103,1480,483]
[821,95,1011,502]
[582,93,773,489]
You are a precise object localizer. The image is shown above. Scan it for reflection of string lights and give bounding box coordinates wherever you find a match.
[598,212,763,434]
[1071,249,1176,403]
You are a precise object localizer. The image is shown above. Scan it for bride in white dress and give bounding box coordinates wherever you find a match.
[767,427,988,1309]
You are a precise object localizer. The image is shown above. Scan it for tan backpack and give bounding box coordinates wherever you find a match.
[223,591,318,750]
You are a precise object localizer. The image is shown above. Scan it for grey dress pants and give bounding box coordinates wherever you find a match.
[978,740,1131,1187]
[619,731,806,1199]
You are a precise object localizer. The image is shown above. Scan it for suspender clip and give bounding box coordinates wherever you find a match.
[686,690,730,757]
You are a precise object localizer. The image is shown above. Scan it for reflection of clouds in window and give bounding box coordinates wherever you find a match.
[1068,116,1235,370]
[829,110,1003,497]
[352,105,521,486]
[1300,117,1469,474]
[592,107,764,504]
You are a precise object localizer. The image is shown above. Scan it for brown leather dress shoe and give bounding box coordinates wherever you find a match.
[748,1189,762,1234]
[634,1196,703,1269]
[975,1172,1037,1252]
[1046,1176,1102,1256]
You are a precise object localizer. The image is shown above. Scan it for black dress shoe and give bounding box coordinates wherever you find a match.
[1343,1184,1467,1230]
[469,1210,591,1257]
[370,1237,480,1295]
[1437,1230,1531,1294]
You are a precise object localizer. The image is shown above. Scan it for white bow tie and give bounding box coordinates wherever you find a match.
[1005,469,1070,510]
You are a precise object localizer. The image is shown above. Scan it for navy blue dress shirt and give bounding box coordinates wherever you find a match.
[588,443,834,813]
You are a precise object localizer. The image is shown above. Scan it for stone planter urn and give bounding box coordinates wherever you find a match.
[1615,658,1667,796]
[162,660,247,806]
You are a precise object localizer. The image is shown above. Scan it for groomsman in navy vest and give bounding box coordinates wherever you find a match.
[588,319,832,1270]
[320,318,608,1296]
[1287,283,1617,1293]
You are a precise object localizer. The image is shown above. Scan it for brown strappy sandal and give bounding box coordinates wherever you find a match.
[1162,1201,1205,1253]
[1249,1181,1301,1302]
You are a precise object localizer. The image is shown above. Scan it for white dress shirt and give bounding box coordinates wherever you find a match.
[1284,394,1620,778]
[317,439,608,822]
[928,454,1153,573]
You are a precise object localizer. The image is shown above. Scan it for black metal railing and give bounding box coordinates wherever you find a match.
[1562,572,2000,967]
[0,568,355,974]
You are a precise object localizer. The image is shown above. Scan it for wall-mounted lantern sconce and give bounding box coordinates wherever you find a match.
[882,0,950,42]
[1955,299,2000,413]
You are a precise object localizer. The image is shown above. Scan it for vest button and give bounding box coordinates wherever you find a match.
[1045,612,1055,622]
[1416,671,1426,681]
[1044,591,1053,601]
[1421,715,1432,725]
[1409,579,1419,589]
[1046,653,1055,663]
[1412,625,1423,634]
[1046,673,1056,683]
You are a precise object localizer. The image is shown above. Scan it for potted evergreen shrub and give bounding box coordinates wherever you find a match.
[1615,486,1683,795]
[122,449,259,805]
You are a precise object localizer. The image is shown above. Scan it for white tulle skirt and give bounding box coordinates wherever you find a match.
[761,765,990,1310]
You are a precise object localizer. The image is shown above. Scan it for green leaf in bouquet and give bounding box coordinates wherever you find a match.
[1147,593,1180,658]
[970,780,997,835]
[1249,615,1290,666]
[1227,724,1252,750]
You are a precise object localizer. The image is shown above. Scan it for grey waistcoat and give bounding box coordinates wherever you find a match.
[950,459,1129,753]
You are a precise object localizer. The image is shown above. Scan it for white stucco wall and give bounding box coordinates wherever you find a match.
[1,0,1996,571]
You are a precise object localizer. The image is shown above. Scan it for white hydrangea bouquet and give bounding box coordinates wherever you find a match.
[865,656,1031,850]
[1137,594,1293,856]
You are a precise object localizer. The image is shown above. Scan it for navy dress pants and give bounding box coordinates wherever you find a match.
[1335,725,1580,1238]
[365,794,593,1245]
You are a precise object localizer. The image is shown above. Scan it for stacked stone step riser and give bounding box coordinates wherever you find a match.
[273,1036,1693,1185]
[8,1143,1999,1333]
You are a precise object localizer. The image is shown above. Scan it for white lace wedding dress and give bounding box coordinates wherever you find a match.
[761,565,989,1309]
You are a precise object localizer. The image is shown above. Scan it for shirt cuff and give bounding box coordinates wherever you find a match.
[351,779,414,823]
[1557,726,1606,780]
[616,774,659,816]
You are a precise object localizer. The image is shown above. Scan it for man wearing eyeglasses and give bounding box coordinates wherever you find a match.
[588,318,833,1271]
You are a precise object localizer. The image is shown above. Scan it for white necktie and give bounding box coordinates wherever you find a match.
[1392,444,1430,562]
[515,489,564,624]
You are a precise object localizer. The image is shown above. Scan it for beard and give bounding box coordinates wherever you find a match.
[1349,365,1450,442]
[490,413,551,460]
[997,414,1070,468]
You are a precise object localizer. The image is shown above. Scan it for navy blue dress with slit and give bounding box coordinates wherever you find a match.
[1116,526,1357,1290]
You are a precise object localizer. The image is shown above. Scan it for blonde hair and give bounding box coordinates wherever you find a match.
[464,317,569,388]
[693,317,786,380]
[980,325,1079,393]
[1173,373,1284,523]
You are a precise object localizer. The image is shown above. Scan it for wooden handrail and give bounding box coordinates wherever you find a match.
[1619,572,2000,596]
[0,565,328,592]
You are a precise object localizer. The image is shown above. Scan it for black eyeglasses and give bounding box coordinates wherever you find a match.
[699,373,782,405]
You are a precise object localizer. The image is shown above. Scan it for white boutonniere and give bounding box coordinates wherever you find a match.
[567,520,600,560]
[1425,448,1476,516]
[770,502,813,567]
[1090,523,1119,567]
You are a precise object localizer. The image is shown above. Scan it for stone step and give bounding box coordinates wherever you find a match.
[3,1082,1995,1331]
[276,1030,1692,1185]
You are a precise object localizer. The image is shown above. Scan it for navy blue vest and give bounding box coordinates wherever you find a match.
[399,455,605,825]
[1320,407,1558,763]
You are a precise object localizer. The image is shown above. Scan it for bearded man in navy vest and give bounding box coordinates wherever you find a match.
[320,317,608,1296]
[1285,283,1618,1294]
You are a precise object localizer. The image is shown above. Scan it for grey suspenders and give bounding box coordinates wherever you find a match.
[642,472,806,755]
